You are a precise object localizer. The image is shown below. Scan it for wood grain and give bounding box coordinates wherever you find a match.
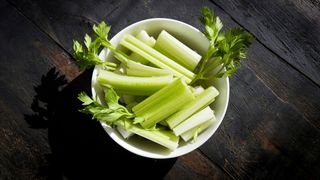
[165,150,231,180]
[7,0,320,128]
[1,0,319,179]
[0,1,70,179]
[200,65,320,179]
[211,0,320,86]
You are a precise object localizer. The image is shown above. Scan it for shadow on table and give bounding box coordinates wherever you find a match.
[25,67,177,180]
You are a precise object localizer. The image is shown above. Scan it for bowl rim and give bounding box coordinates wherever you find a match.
[91,18,230,159]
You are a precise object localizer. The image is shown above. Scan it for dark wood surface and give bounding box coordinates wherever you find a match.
[0,0,319,179]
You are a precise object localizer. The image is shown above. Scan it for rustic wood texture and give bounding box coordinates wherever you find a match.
[212,0,320,86]
[1,0,319,179]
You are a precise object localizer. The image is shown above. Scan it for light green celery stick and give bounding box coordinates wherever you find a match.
[116,119,179,150]
[180,118,215,142]
[120,40,192,83]
[154,30,201,71]
[121,35,195,82]
[129,52,149,64]
[124,34,195,79]
[114,51,171,77]
[136,30,156,47]
[191,86,205,96]
[166,86,219,129]
[117,125,134,139]
[129,30,156,64]
[173,106,214,136]
[97,70,173,95]
[132,78,183,114]
[126,60,172,77]
[133,79,195,128]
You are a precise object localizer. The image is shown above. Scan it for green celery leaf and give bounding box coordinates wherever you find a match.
[78,89,134,125]
[78,92,94,105]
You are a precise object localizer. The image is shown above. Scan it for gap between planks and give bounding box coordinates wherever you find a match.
[209,0,320,89]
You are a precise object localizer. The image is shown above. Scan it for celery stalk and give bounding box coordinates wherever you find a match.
[97,70,173,95]
[124,34,195,79]
[132,78,183,114]
[132,79,195,128]
[117,125,134,139]
[154,30,201,71]
[129,30,156,64]
[166,86,219,129]
[116,120,179,150]
[136,30,156,47]
[120,35,195,82]
[173,106,214,136]
[120,39,192,83]
[180,118,215,142]
[191,86,205,96]
[125,60,172,77]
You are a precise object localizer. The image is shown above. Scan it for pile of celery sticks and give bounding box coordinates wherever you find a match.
[74,7,252,150]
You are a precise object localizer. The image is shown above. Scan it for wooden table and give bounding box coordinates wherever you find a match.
[1,0,319,179]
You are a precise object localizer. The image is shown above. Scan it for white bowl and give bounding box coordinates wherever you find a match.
[91,18,229,159]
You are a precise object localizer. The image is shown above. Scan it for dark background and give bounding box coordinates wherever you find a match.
[0,0,319,179]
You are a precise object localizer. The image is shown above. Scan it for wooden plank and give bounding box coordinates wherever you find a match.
[210,0,320,85]
[165,150,232,180]
[4,0,320,179]
[200,65,320,179]
[245,40,320,127]
[7,0,320,129]
[0,0,79,179]
[0,3,228,179]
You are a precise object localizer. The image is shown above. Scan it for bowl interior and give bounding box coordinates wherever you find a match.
[91,18,229,159]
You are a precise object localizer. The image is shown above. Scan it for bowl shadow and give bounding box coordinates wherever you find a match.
[26,67,177,179]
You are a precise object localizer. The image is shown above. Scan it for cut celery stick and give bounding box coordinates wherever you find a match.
[136,30,156,47]
[125,60,172,77]
[166,86,219,129]
[133,79,195,128]
[129,52,149,64]
[180,118,215,142]
[154,30,201,71]
[191,86,205,96]
[120,35,195,82]
[173,106,214,136]
[124,34,195,79]
[132,78,183,114]
[117,125,134,139]
[97,70,173,95]
[129,30,156,64]
[116,120,179,150]
[120,39,192,83]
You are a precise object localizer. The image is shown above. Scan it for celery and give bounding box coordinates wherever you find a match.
[180,118,215,142]
[97,70,173,95]
[120,39,192,83]
[191,86,205,96]
[120,34,195,83]
[136,30,156,47]
[117,125,134,139]
[154,30,201,71]
[124,34,195,79]
[173,106,214,136]
[116,119,179,150]
[132,79,195,128]
[166,86,219,129]
[132,78,183,114]
[125,60,172,77]
[129,30,156,64]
